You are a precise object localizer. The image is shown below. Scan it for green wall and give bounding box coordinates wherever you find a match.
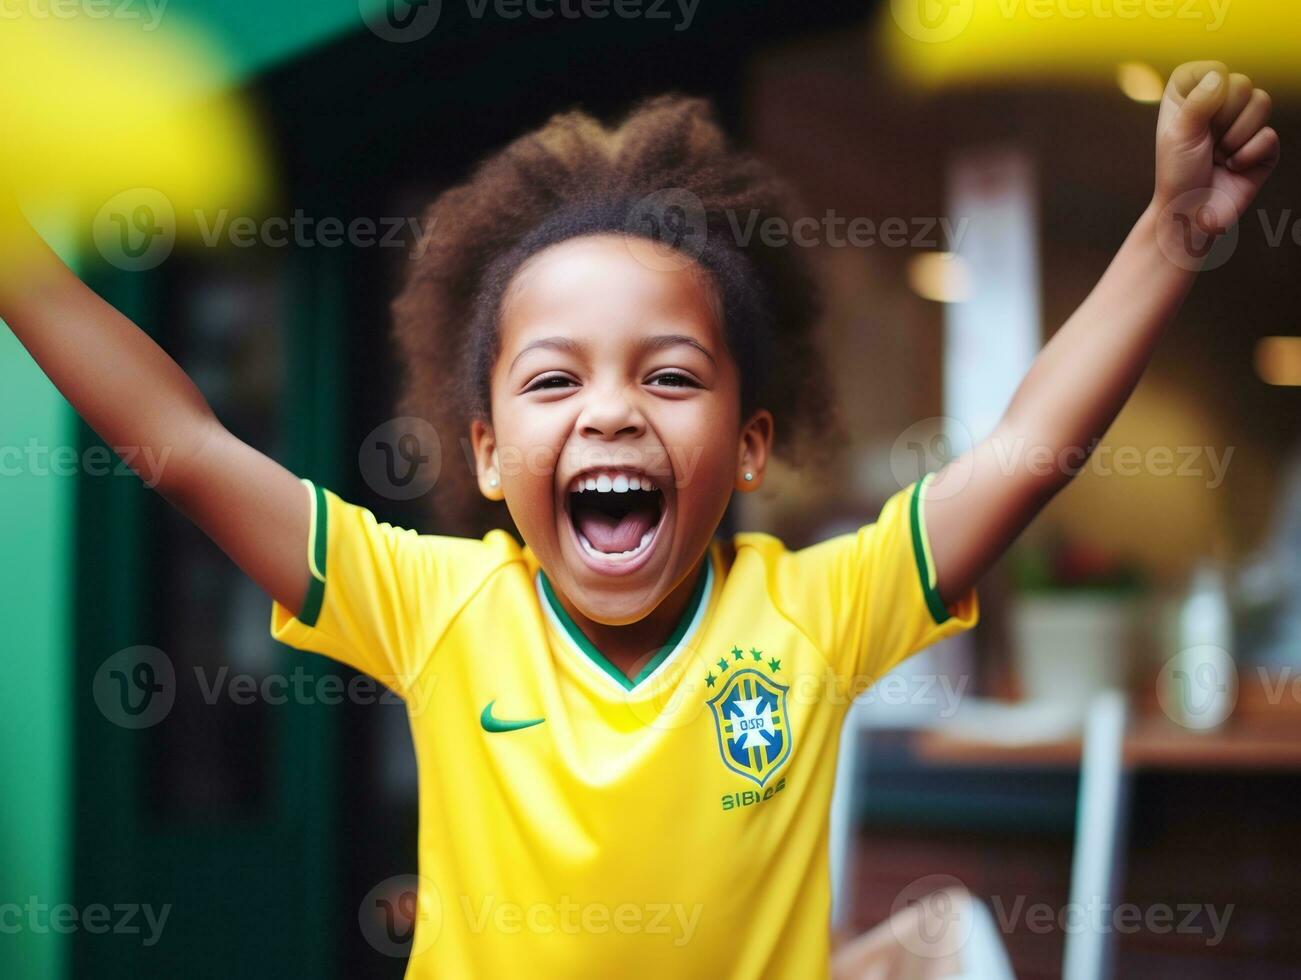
[167,1,366,81]
[0,8,367,971]
[0,282,74,979]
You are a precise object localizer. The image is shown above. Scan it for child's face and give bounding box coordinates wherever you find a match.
[471,234,771,625]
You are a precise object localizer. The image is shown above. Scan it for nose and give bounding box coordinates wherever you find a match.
[576,382,646,440]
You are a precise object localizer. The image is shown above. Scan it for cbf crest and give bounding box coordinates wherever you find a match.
[705,647,792,787]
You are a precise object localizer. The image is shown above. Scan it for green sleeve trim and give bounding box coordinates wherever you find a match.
[909,473,952,625]
[298,479,328,628]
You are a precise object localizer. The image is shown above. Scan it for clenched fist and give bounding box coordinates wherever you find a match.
[1154,61,1280,240]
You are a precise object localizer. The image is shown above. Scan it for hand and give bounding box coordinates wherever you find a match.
[1154,61,1280,237]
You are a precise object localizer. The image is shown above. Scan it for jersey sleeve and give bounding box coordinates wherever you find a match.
[268,479,515,701]
[777,473,979,692]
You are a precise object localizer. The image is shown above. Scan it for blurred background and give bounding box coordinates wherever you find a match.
[2,1,1300,977]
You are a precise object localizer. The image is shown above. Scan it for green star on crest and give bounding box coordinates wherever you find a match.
[768,657,781,673]
[705,672,716,687]
[750,647,763,661]
[717,657,729,672]
[731,646,744,661]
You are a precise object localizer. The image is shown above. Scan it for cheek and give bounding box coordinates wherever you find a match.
[656,398,740,494]
[491,407,571,482]
[489,406,572,504]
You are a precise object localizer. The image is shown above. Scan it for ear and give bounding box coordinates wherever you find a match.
[470,418,504,501]
[735,409,773,491]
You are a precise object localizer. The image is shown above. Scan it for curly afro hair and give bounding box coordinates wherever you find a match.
[391,93,841,537]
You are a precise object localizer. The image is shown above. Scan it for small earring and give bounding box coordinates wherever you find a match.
[743,471,754,482]
[488,477,499,488]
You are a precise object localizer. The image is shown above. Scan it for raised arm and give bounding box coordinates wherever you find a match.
[924,61,1280,605]
[0,205,314,617]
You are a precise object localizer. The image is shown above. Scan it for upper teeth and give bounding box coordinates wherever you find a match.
[569,470,654,494]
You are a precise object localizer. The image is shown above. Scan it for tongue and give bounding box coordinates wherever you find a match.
[574,503,658,554]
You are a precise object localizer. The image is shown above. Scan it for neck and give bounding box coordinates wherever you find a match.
[554,552,709,683]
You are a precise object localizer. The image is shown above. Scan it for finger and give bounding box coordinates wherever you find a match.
[1217,88,1273,160]
[1170,66,1229,141]
[1226,126,1281,174]
[1210,73,1254,148]
[1166,60,1228,102]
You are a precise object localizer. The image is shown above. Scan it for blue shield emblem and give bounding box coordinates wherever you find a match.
[707,668,792,787]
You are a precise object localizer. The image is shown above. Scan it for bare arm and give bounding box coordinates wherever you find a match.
[0,208,313,617]
[923,61,1280,604]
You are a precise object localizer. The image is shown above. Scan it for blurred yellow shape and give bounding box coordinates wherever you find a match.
[1255,336,1301,386]
[0,15,268,249]
[1117,61,1165,102]
[907,251,973,302]
[880,0,1300,89]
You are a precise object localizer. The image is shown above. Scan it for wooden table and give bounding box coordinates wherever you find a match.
[914,680,1301,770]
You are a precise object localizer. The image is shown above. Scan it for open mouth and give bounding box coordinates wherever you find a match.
[564,470,667,572]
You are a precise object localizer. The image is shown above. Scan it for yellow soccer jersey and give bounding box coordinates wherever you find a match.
[269,473,978,978]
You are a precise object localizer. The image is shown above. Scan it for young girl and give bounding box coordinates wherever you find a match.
[0,60,1278,978]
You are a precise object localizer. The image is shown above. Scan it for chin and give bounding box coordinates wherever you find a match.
[551,530,676,622]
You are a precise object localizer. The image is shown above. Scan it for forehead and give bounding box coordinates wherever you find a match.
[498,234,724,358]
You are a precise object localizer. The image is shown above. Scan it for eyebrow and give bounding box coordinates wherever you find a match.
[643,333,716,364]
[508,333,716,372]
[509,335,582,373]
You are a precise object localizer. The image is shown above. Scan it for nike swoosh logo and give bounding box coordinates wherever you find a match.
[480,700,545,733]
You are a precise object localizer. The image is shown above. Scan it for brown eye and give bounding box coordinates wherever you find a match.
[526,374,576,392]
[648,372,698,388]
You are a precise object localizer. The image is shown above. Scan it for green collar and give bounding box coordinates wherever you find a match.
[537,555,713,692]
